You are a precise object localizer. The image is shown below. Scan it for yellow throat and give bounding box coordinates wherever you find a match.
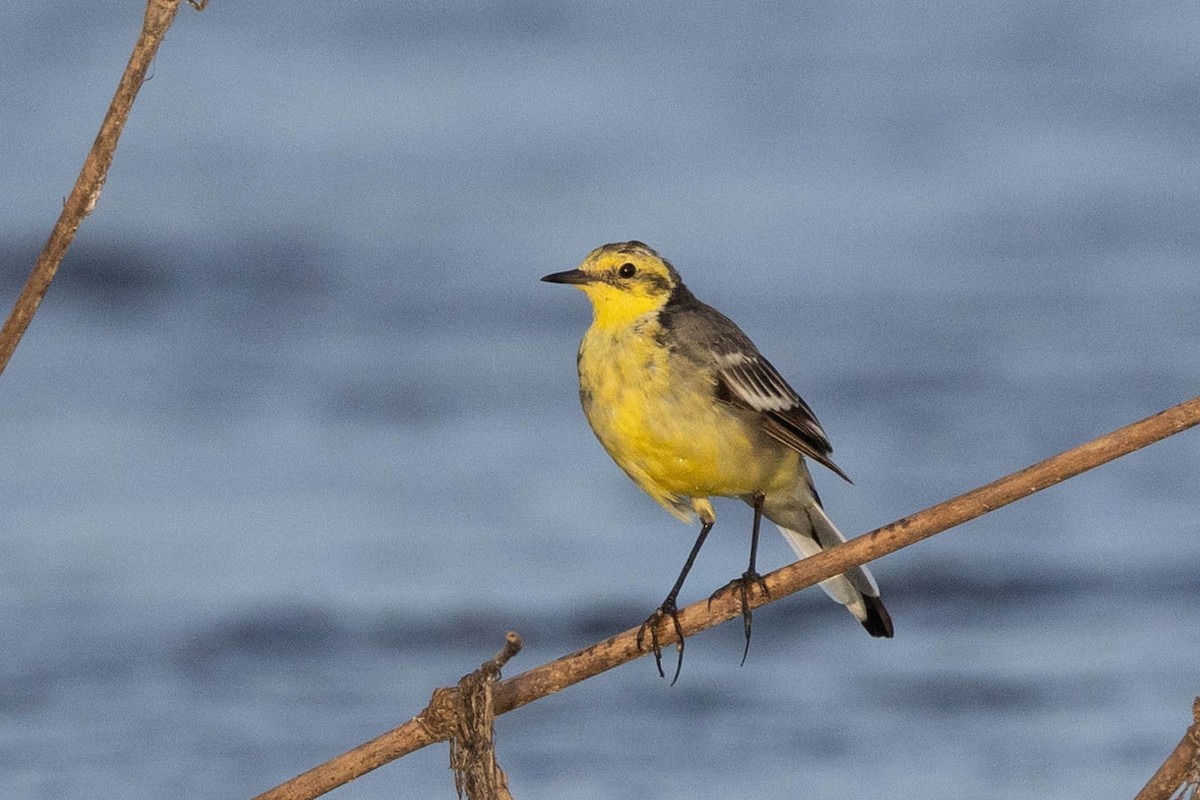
[540,241,680,330]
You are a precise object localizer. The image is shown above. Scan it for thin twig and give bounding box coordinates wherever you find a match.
[0,0,197,376]
[251,395,1200,800]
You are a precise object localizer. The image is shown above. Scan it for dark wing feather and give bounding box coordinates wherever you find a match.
[717,353,851,483]
[657,287,850,483]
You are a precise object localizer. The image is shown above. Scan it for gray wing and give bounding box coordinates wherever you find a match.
[717,350,851,482]
[662,294,851,483]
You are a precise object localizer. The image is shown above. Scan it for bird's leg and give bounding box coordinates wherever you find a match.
[738,492,771,663]
[638,518,713,685]
[709,492,771,665]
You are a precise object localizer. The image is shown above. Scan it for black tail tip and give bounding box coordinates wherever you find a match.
[861,595,894,638]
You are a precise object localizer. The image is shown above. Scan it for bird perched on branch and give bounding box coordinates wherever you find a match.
[543,241,892,682]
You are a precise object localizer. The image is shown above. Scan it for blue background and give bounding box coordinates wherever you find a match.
[3,2,1199,798]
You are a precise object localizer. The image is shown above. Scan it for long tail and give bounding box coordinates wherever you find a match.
[774,502,893,638]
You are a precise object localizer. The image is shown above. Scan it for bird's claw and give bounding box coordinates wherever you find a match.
[737,570,769,664]
[637,600,686,685]
[708,571,769,666]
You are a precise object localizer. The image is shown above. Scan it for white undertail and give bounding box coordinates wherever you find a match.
[773,502,892,636]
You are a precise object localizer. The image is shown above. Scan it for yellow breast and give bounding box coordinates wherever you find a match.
[577,315,798,513]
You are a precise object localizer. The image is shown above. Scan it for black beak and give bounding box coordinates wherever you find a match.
[541,269,593,285]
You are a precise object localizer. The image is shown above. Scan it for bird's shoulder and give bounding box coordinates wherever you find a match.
[655,283,757,357]
[656,282,849,482]
[655,284,788,387]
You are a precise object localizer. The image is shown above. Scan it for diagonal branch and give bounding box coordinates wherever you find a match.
[0,0,197,377]
[252,394,1200,800]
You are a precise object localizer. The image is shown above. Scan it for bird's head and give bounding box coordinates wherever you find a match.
[542,241,682,329]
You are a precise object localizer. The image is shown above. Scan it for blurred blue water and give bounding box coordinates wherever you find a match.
[2,2,1199,798]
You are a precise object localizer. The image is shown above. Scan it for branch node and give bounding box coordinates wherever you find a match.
[449,632,521,800]
[84,184,104,217]
[482,631,523,677]
[415,687,459,743]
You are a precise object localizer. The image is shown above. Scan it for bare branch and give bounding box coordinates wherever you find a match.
[0,0,198,375]
[252,395,1200,800]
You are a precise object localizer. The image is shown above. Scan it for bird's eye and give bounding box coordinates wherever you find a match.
[618,263,637,278]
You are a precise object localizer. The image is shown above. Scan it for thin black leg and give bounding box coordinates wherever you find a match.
[638,519,713,685]
[747,491,764,575]
[738,492,770,664]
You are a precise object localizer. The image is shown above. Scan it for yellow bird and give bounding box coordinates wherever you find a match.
[543,241,892,681]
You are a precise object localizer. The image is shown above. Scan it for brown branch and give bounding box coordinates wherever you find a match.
[0,0,198,377]
[252,395,1200,800]
[1134,697,1200,800]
